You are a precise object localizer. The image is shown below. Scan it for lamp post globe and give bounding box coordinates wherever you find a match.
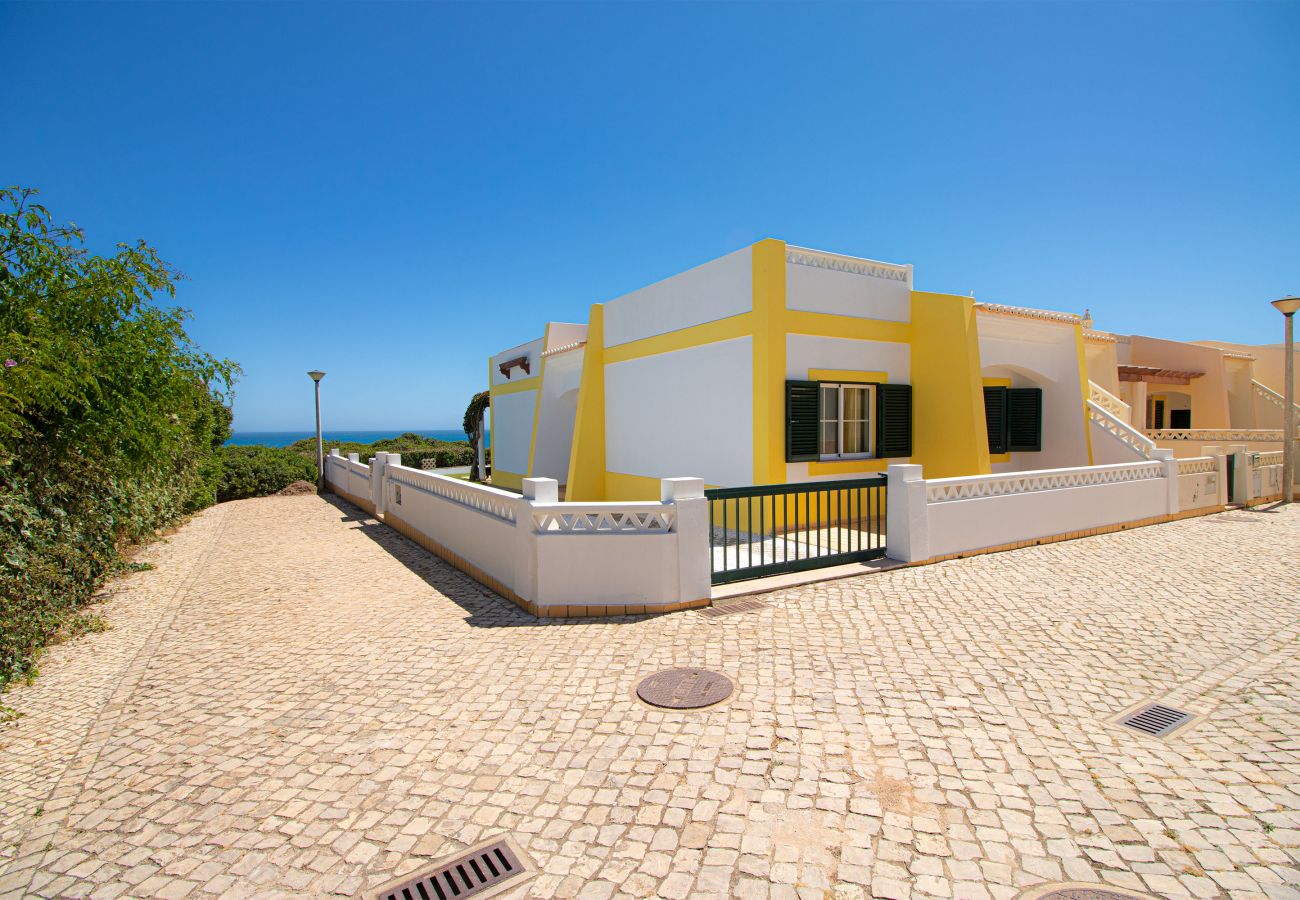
[1271,298,1298,505]
[308,371,326,491]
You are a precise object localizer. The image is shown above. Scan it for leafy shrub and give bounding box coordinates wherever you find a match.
[0,187,236,689]
[217,446,317,502]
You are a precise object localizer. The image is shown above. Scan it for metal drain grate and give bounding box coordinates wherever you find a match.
[1119,703,1193,737]
[373,837,530,900]
[698,598,769,618]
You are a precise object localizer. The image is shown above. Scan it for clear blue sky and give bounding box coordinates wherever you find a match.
[4,2,1297,432]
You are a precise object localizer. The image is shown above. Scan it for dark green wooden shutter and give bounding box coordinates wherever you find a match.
[875,383,912,458]
[983,386,1007,454]
[1006,388,1042,452]
[786,380,820,462]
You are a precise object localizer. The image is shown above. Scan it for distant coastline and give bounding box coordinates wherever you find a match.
[226,429,487,448]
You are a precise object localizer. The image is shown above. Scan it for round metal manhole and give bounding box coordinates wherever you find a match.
[1019,885,1158,900]
[636,668,733,709]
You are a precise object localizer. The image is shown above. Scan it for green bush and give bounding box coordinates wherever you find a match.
[217,446,317,502]
[0,187,237,689]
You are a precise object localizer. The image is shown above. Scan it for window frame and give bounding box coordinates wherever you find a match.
[818,381,877,461]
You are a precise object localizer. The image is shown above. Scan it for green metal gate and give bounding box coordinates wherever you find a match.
[705,476,887,584]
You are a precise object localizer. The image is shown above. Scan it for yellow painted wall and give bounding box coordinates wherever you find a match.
[565,304,607,500]
[910,292,990,477]
[1083,339,1120,395]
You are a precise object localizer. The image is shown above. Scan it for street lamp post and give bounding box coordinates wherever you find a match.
[1270,297,1299,505]
[308,370,326,491]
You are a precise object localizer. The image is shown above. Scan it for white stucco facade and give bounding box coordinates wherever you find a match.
[605,336,754,487]
[602,247,752,347]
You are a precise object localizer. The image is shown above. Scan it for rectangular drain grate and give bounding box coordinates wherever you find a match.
[374,837,530,900]
[1119,703,1193,737]
[699,598,769,618]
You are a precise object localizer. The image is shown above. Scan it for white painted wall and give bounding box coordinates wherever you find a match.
[491,337,544,387]
[785,248,912,323]
[785,335,910,382]
[977,313,1089,472]
[606,336,754,486]
[546,322,588,351]
[491,390,537,475]
[885,461,1173,561]
[532,348,584,482]
[374,468,710,613]
[385,467,520,590]
[603,247,752,347]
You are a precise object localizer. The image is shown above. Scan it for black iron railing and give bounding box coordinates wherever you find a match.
[704,476,887,584]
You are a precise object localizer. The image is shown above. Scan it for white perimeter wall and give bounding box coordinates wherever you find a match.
[532,348,584,481]
[978,314,1089,471]
[785,249,912,322]
[603,247,752,347]
[924,466,1169,559]
[492,390,537,475]
[606,336,753,486]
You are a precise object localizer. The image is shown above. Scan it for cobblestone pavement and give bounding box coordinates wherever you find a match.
[1,495,1297,900]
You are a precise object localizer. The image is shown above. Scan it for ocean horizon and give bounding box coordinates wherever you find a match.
[226,429,486,448]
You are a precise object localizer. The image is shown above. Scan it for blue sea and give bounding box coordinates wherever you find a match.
[226,429,487,448]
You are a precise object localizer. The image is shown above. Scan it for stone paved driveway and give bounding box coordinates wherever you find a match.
[1,495,1297,900]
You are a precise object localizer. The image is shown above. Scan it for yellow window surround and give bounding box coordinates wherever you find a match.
[809,369,889,384]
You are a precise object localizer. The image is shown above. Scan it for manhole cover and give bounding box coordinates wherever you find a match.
[637,668,733,709]
[1019,884,1158,900]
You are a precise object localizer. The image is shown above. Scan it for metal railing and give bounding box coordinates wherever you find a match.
[705,476,887,584]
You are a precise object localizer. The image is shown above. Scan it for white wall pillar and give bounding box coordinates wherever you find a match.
[1231,450,1251,503]
[662,478,709,604]
[1201,446,1229,506]
[371,452,400,516]
[513,478,556,606]
[886,464,930,563]
[1131,381,1149,429]
[1152,448,1179,515]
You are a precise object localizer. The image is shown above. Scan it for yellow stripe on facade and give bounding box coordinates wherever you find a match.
[1073,324,1095,466]
[602,313,753,365]
[491,469,524,491]
[488,374,542,395]
[785,310,912,344]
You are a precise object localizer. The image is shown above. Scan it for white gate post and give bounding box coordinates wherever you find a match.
[886,464,929,563]
[662,478,709,605]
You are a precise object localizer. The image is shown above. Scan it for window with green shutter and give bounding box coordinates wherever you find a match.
[875,383,912,458]
[983,386,1008,454]
[1006,388,1042,452]
[785,380,820,462]
[983,385,1042,454]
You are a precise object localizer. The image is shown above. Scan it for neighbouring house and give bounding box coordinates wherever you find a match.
[1079,329,1300,460]
[488,239,1101,499]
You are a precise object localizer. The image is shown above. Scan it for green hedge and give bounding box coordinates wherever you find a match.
[1,187,237,689]
[218,446,317,502]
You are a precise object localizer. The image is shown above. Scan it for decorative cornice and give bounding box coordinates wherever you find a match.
[542,341,586,358]
[1083,329,1118,343]
[785,248,910,283]
[974,302,1083,325]
[1221,350,1256,361]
